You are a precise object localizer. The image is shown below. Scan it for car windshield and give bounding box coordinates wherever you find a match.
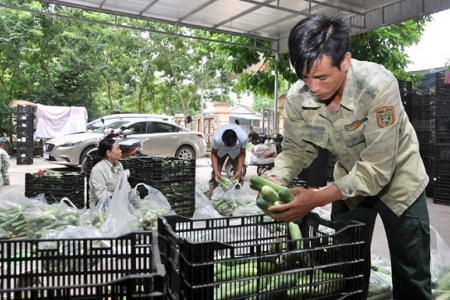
[106,120,133,130]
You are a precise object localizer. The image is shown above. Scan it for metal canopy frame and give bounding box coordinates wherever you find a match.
[1,0,448,53]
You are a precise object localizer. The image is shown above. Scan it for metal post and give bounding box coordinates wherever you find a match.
[273,53,279,133]
[200,56,206,134]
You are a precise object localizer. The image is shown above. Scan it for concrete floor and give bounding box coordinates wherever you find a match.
[3,154,450,261]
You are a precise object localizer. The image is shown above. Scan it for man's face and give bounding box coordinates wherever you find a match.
[301,53,350,101]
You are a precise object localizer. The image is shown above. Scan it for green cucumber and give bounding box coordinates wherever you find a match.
[225,278,268,299]
[246,273,297,300]
[256,197,272,213]
[250,175,286,193]
[216,266,258,281]
[260,186,280,204]
[278,187,294,203]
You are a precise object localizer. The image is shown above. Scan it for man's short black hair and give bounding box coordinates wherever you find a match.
[222,129,238,147]
[288,14,351,78]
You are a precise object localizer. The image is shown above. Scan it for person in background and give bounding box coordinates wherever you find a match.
[208,123,248,198]
[0,138,10,188]
[266,14,432,299]
[88,135,136,209]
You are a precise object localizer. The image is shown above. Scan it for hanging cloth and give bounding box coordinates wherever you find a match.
[35,104,88,139]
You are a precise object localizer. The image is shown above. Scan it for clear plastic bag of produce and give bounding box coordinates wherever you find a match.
[38,225,104,272]
[27,193,48,205]
[193,190,223,219]
[195,171,209,196]
[232,202,264,217]
[130,183,171,230]
[195,190,211,210]
[431,225,450,285]
[211,184,254,216]
[0,226,7,239]
[23,199,80,239]
[367,268,392,300]
[99,174,139,237]
[0,192,33,238]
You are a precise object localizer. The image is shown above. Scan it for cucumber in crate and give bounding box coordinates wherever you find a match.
[158,213,366,300]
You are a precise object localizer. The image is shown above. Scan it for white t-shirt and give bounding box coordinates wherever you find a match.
[211,124,248,159]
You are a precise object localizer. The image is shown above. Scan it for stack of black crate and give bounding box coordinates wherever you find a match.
[16,105,35,165]
[400,80,436,198]
[433,71,450,205]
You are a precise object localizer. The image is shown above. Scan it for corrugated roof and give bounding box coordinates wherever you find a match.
[24,0,450,53]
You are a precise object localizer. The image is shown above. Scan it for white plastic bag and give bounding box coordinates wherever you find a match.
[431,225,450,284]
[99,174,138,237]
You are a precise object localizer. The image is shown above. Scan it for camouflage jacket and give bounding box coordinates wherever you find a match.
[267,59,428,216]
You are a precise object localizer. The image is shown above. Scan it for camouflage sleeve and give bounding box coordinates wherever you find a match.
[334,80,402,199]
[266,95,318,185]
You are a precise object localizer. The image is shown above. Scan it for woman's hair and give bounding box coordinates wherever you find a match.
[97,137,116,158]
[222,129,238,147]
[288,14,351,78]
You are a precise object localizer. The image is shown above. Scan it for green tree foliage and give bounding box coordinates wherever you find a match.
[350,16,431,80]
[213,16,430,110]
[0,1,432,137]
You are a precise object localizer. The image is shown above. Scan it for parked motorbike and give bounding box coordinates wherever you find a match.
[81,125,143,172]
[249,132,283,175]
[222,156,248,178]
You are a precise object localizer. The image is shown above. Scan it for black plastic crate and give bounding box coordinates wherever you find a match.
[25,172,85,208]
[16,153,33,165]
[419,143,435,159]
[434,143,450,159]
[16,142,34,152]
[433,181,450,206]
[411,104,435,119]
[416,131,435,144]
[134,179,196,217]
[0,232,165,300]
[412,119,435,131]
[425,182,434,199]
[16,111,35,121]
[16,105,34,114]
[16,118,34,128]
[435,99,450,117]
[327,152,337,182]
[134,157,195,181]
[435,116,450,132]
[423,158,435,175]
[287,176,307,188]
[398,79,413,95]
[158,214,365,300]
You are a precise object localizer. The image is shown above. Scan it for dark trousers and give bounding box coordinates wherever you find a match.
[332,192,432,300]
[298,147,328,188]
[207,154,243,198]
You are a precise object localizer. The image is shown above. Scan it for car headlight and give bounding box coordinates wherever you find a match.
[60,141,82,147]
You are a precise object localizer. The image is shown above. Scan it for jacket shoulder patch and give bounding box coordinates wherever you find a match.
[376,106,395,128]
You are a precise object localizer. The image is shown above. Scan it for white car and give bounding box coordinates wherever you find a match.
[44,118,206,166]
[86,113,174,132]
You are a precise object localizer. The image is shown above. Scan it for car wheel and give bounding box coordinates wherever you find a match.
[79,146,95,166]
[175,146,195,160]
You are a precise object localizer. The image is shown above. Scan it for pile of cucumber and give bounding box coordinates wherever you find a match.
[0,206,31,238]
[23,205,80,239]
[249,175,294,215]
[212,221,345,299]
